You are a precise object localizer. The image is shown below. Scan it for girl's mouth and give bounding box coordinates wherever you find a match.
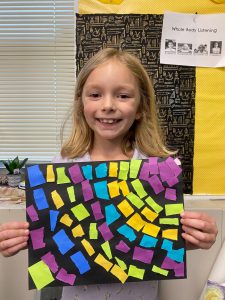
[97,118,121,124]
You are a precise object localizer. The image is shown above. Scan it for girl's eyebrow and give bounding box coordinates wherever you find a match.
[84,83,136,91]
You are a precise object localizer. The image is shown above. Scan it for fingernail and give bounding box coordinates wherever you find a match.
[24,229,29,234]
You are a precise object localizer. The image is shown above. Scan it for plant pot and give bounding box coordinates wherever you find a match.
[7,174,22,187]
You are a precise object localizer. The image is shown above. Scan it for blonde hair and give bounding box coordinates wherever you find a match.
[61,48,175,159]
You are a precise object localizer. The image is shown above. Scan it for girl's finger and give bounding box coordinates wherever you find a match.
[180,211,215,223]
[0,221,29,232]
[2,241,28,257]
[0,235,29,253]
[182,232,212,250]
[182,225,216,244]
[0,228,29,243]
[180,218,216,234]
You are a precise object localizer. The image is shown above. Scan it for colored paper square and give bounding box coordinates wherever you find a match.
[56,167,71,184]
[117,199,134,217]
[94,253,113,271]
[94,181,110,200]
[126,192,144,209]
[33,188,49,210]
[95,162,108,178]
[51,190,64,209]
[70,251,91,274]
[69,164,84,183]
[105,204,121,225]
[82,164,93,180]
[141,207,158,222]
[165,188,177,201]
[53,229,74,254]
[27,165,46,188]
[109,162,118,177]
[126,213,145,232]
[28,261,54,290]
[72,224,85,238]
[108,180,120,198]
[71,203,90,221]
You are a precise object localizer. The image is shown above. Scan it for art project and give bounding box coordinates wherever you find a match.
[26,157,186,290]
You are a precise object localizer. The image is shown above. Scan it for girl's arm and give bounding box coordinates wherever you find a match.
[180,211,218,250]
[0,221,29,257]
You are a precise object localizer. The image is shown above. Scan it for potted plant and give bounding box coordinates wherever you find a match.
[0,156,28,187]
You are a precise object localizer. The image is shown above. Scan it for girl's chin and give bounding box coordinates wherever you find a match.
[94,133,124,143]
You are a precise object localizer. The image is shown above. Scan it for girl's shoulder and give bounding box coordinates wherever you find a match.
[133,148,148,159]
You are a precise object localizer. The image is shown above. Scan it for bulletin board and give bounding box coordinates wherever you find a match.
[78,0,225,195]
[76,13,195,194]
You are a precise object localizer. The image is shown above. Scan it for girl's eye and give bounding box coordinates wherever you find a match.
[118,94,130,99]
[89,92,100,99]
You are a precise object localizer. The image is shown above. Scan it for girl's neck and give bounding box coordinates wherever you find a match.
[90,140,133,161]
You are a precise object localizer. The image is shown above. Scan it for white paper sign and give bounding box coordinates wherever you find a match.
[160,12,225,67]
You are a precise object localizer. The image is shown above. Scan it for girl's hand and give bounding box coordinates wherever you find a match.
[180,211,218,250]
[0,221,29,257]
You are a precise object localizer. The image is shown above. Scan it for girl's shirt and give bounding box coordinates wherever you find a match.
[52,149,158,300]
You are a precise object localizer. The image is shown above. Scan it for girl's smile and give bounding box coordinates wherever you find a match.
[82,58,141,146]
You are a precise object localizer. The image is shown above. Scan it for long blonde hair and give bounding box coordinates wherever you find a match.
[61,48,175,158]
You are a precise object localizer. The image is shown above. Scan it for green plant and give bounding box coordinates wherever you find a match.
[0,156,28,174]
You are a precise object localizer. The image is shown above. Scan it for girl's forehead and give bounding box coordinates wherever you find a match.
[85,58,137,83]
[93,57,125,70]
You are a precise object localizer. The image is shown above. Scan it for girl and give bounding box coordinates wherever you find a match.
[0,48,217,300]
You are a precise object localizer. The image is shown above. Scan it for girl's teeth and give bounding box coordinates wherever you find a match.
[100,119,117,124]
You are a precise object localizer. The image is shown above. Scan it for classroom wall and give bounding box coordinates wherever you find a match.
[78,0,225,195]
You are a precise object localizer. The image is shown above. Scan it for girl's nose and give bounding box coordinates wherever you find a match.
[101,95,116,111]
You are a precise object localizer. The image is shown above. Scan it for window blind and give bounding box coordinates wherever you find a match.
[0,0,75,161]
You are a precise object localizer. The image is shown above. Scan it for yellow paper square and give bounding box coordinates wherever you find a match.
[162,229,178,241]
[60,214,73,227]
[51,190,64,209]
[72,224,85,237]
[94,253,113,271]
[142,222,160,237]
[46,165,55,182]
[109,162,118,177]
[81,239,95,256]
[110,264,128,283]
[118,180,130,196]
[126,213,145,231]
[108,180,120,198]
[117,199,134,217]
[141,207,158,222]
